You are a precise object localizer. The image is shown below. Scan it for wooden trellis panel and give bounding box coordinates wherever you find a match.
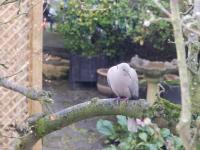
[0,0,42,149]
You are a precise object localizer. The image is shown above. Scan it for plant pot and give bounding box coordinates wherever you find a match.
[161,84,181,104]
[69,54,109,88]
[97,68,114,96]
[161,74,181,104]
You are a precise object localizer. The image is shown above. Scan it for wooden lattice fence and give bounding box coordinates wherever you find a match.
[0,0,42,149]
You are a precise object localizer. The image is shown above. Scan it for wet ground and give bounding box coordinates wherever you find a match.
[42,80,108,150]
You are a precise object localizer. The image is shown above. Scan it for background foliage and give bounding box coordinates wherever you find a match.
[57,0,175,57]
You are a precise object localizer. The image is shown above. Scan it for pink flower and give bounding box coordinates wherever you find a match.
[165,139,172,149]
[136,118,145,127]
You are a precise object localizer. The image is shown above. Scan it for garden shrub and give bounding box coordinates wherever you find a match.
[57,0,175,58]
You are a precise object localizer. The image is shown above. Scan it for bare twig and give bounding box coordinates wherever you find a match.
[153,17,171,22]
[182,23,200,36]
[16,0,22,14]
[167,39,175,44]
[145,17,171,26]
[152,0,171,17]
[0,70,22,79]
[0,63,8,69]
[157,83,166,98]
[181,5,194,15]
[0,0,18,6]
[0,78,53,103]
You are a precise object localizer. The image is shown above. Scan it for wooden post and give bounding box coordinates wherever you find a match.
[29,0,43,149]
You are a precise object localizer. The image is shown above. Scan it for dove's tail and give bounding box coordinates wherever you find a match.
[127,118,137,132]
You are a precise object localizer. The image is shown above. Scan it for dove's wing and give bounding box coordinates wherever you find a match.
[128,68,139,99]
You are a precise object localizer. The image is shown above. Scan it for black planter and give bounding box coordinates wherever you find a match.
[139,86,147,99]
[69,54,109,88]
[161,84,181,104]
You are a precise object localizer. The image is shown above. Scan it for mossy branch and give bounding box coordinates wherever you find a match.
[17,98,149,150]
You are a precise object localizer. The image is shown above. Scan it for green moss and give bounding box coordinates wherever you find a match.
[165,79,180,85]
[157,97,181,111]
[35,118,63,138]
[139,79,147,86]
[35,118,46,137]
[33,99,148,138]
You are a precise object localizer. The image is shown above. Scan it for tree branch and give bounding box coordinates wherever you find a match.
[0,78,53,103]
[182,24,200,36]
[152,0,171,17]
[17,98,149,150]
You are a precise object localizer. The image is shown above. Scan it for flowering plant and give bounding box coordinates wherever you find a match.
[97,116,183,150]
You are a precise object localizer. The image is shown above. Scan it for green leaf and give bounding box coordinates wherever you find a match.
[96,119,115,136]
[160,128,171,138]
[146,126,154,136]
[196,143,200,150]
[172,136,184,149]
[139,132,148,142]
[155,140,164,148]
[145,144,158,150]
[116,115,127,128]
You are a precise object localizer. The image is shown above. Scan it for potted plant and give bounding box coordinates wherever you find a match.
[57,0,136,87]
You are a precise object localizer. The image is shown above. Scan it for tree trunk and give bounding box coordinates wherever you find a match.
[170,0,192,149]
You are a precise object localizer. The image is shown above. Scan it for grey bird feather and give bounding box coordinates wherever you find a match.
[107,63,139,132]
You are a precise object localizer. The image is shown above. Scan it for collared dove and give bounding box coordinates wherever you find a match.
[107,63,139,132]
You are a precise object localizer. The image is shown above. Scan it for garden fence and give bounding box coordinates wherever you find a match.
[0,0,42,149]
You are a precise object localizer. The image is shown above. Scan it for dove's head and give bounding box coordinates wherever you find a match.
[117,63,131,76]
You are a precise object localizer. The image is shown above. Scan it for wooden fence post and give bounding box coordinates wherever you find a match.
[29,0,43,149]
